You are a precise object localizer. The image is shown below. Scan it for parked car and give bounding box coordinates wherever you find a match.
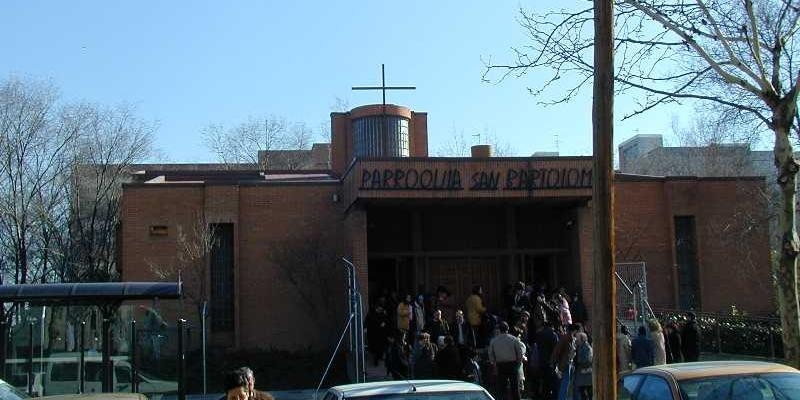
[0,377,30,400]
[320,380,493,400]
[619,360,800,400]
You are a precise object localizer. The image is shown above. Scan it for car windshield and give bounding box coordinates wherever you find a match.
[349,392,490,400]
[679,373,800,400]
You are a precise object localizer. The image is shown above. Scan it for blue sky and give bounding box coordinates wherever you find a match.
[1,0,690,162]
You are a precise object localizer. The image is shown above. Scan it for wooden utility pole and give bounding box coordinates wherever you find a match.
[592,0,617,397]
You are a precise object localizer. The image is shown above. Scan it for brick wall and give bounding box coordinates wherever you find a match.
[614,177,773,315]
[121,172,774,352]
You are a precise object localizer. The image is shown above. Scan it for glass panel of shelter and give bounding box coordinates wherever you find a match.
[3,302,180,397]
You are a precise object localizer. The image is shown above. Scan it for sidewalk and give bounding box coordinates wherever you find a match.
[365,357,392,382]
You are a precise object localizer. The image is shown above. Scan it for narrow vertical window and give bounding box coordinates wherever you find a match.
[210,223,234,331]
[674,216,700,310]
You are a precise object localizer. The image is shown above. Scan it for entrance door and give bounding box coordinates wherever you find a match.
[428,257,499,313]
[368,258,397,301]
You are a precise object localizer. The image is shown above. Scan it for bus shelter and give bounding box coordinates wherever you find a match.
[0,282,184,398]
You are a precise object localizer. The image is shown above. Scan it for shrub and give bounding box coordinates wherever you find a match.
[654,310,782,359]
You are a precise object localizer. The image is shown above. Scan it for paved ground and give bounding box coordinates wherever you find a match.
[365,358,391,382]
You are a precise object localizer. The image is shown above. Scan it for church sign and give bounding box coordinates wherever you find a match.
[344,157,594,203]
[359,167,592,191]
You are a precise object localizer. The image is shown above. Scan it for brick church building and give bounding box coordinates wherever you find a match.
[121,103,773,350]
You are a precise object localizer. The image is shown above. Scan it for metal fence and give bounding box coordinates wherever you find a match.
[615,262,652,331]
[653,308,783,359]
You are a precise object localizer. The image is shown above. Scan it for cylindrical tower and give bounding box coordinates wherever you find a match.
[330,103,428,175]
[350,104,412,158]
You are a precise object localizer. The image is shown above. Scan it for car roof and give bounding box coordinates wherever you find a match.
[633,361,800,381]
[329,380,486,398]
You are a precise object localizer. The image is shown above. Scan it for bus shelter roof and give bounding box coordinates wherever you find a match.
[0,282,181,304]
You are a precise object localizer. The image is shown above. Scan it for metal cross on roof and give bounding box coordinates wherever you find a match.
[352,64,416,112]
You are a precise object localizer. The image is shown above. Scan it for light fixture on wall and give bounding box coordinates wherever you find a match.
[332,193,340,203]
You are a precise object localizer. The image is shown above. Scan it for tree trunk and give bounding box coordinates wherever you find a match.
[773,116,800,368]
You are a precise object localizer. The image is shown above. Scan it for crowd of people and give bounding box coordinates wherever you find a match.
[366,282,702,400]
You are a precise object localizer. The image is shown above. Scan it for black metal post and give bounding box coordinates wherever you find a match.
[130,320,137,393]
[27,322,33,395]
[178,318,186,400]
[80,321,85,394]
[769,328,776,359]
[102,314,112,392]
[0,318,6,380]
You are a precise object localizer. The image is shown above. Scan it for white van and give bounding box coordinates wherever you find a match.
[41,353,177,397]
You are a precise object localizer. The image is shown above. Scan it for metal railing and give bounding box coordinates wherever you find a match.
[315,257,365,395]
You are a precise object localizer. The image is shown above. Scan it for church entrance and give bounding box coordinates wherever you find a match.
[366,202,584,314]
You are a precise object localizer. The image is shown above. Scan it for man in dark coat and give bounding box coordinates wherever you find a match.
[427,309,451,345]
[631,326,655,368]
[366,297,391,365]
[681,312,701,362]
[533,319,559,400]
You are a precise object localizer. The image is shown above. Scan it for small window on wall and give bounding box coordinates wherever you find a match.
[149,225,168,236]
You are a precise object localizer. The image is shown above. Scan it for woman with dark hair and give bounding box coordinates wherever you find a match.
[412,332,438,379]
[221,369,248,400]
[665,322,683,363]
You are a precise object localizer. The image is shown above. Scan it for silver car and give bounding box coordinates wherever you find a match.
[321,380,493,400]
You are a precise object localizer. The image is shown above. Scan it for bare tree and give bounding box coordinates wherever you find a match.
[0,78,81,286]
[148,213,214,322]
[201,116,313,169]
[484,0,800,367]
[68,104,155,282]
